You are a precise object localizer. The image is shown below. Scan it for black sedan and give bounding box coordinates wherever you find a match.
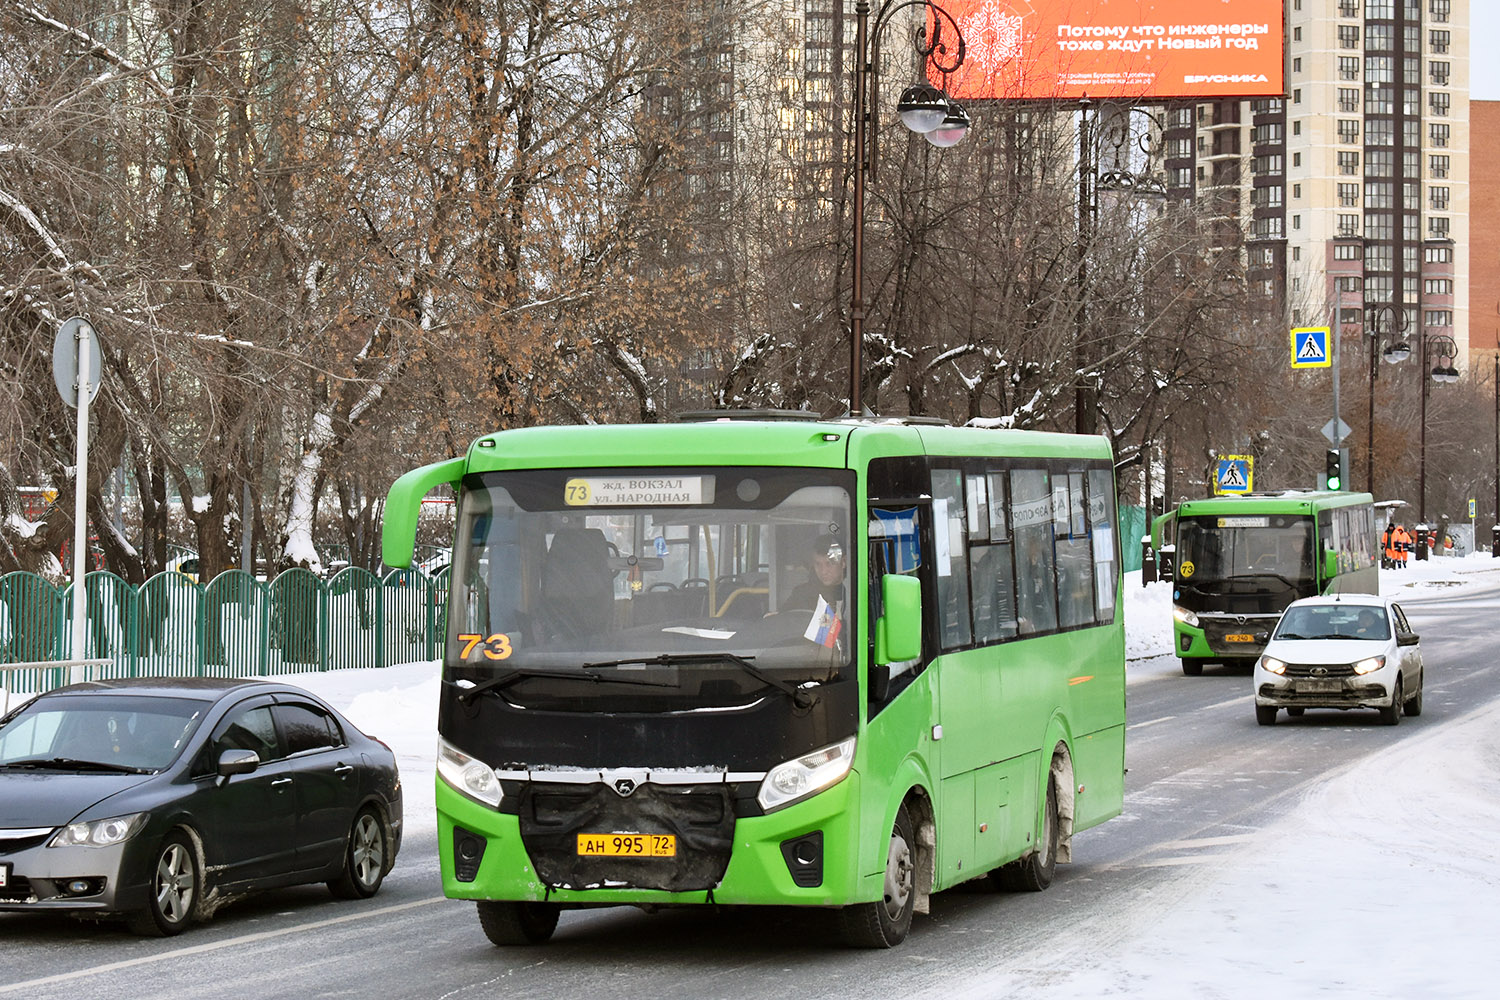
[0,677,401,935]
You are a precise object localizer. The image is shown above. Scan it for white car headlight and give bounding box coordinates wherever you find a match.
[437,738,502,808]
[1259,655,1287,675]
[757,737,856,813]
[1172,606,1200,628]
[1352,655,1386,675]
[48,813,147,848]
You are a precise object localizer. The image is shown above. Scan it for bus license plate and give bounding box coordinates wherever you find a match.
[1225,633,1255,643]
[577,834,676,858]
[1297,680,1341,694]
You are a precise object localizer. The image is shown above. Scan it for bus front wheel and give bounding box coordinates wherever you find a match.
[477,900,560,945]
[1181,660,1204,677]
[839,804,916,948]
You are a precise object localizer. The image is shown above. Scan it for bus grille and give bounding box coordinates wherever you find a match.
[1200,616,1277,656]
[517,782,734,893]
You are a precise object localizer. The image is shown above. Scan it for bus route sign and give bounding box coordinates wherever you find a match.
[1214,455,1253,495]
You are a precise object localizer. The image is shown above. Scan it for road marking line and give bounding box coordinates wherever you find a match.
[1127,716,1176,730]
[0,896,447,993]
[1159,833,1258,850]
[1201,695,1248,712]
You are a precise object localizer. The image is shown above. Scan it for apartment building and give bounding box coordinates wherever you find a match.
[1162,0,1470,363]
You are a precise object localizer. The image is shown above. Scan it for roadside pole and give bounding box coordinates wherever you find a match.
[53,318,102,684]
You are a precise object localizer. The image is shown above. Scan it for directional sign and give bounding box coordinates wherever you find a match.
[1290,327,1331,369]
[1214,455,1254,495]
[1470,498,1477,519]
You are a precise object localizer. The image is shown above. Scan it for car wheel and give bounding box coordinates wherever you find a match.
[992,772,1060,894]
[1181,660,1203,677]
[1403,678,1423,717]
[1255,705,1278,726]
[1378,678,1403,726]
[840,803,917,947]
[329,808,388,899]
[127,831,200,937]
[477,900,560,945]
[1286,707,1305,718]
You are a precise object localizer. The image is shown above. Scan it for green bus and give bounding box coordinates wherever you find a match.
[382,414,1126,948]
[1151,490,1378,676]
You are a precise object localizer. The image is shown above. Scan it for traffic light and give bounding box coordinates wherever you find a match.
[1325,449,1342,490]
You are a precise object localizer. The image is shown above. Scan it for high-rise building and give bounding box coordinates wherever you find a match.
[1161,0,1468,364]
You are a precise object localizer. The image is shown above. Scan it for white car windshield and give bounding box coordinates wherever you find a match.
[1276,605,1390,641]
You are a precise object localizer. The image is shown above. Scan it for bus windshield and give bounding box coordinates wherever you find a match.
[1175,514,1315,588]
[447,467,854,709]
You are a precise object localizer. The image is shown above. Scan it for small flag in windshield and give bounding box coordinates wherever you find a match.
[805,596,843,649]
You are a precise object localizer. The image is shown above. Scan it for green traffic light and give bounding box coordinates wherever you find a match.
[1328,476,1341,490]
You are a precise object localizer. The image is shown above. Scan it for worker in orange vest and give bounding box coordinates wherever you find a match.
[1382,524,1398,569]
[1394,524,1412,567]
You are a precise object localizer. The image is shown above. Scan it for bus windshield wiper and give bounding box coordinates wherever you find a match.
[451,666,680,705]
[1,757,150,774]
[581,653,818,709]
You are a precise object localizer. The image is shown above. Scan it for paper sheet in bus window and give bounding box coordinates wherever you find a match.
[933,498,952,577]
[1217,516,1270,528]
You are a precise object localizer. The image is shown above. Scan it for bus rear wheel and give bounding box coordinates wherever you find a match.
[992,772,1058,893]
[477,900,560,945]
[839,804,915,948]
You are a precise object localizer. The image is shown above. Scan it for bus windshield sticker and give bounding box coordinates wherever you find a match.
[1217,516,1270,528]
[564,476,714,506]
[457,633,514,661]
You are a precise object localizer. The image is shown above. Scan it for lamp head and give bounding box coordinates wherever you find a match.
[924,102,970,148]
[897,84,949,134]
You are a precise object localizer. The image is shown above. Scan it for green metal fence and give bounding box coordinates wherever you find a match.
[0,566,449,695]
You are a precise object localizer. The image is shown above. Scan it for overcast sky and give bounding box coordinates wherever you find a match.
[1474,6,1496,100]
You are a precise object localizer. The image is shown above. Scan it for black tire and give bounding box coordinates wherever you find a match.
[1255,705,1278,726]
[1378,678,1403,726]
[1404,677,1424,717]
[329,808,388,899]
[993,772,1059,893]
[1181,660,1204,677]
[127,831,200,937]
[477,901,560,945]
[839,803,917,948]
[1286,707,1305,717]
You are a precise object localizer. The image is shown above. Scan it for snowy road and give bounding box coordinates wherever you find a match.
[3,566,1499,997]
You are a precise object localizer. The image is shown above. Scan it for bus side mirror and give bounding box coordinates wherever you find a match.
[1323,550,1338,579]
[875,574,922,665]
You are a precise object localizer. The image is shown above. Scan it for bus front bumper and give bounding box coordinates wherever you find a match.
[436,771,863,908]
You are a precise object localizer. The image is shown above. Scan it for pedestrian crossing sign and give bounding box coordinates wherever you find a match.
[1215,455,1254,495]
[1290,327,1331,368]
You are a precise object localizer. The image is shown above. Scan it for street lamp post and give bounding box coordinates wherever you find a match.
[1418,332,1459,525]
[1363,304,1410,494]
[848,0,968,416]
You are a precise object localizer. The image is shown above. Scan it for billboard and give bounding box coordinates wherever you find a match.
[929,0,1285,101]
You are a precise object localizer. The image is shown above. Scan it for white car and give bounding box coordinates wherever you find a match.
[1253,594,1424,726]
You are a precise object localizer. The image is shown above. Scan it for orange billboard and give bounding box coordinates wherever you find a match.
[929,0,1285,101]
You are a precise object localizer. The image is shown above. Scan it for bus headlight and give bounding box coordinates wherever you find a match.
[1172,606,1200,628]
[437,738,502,808]
[1352,655,1386,675]
[757,737,856,813]
[1259,655,1287,675]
